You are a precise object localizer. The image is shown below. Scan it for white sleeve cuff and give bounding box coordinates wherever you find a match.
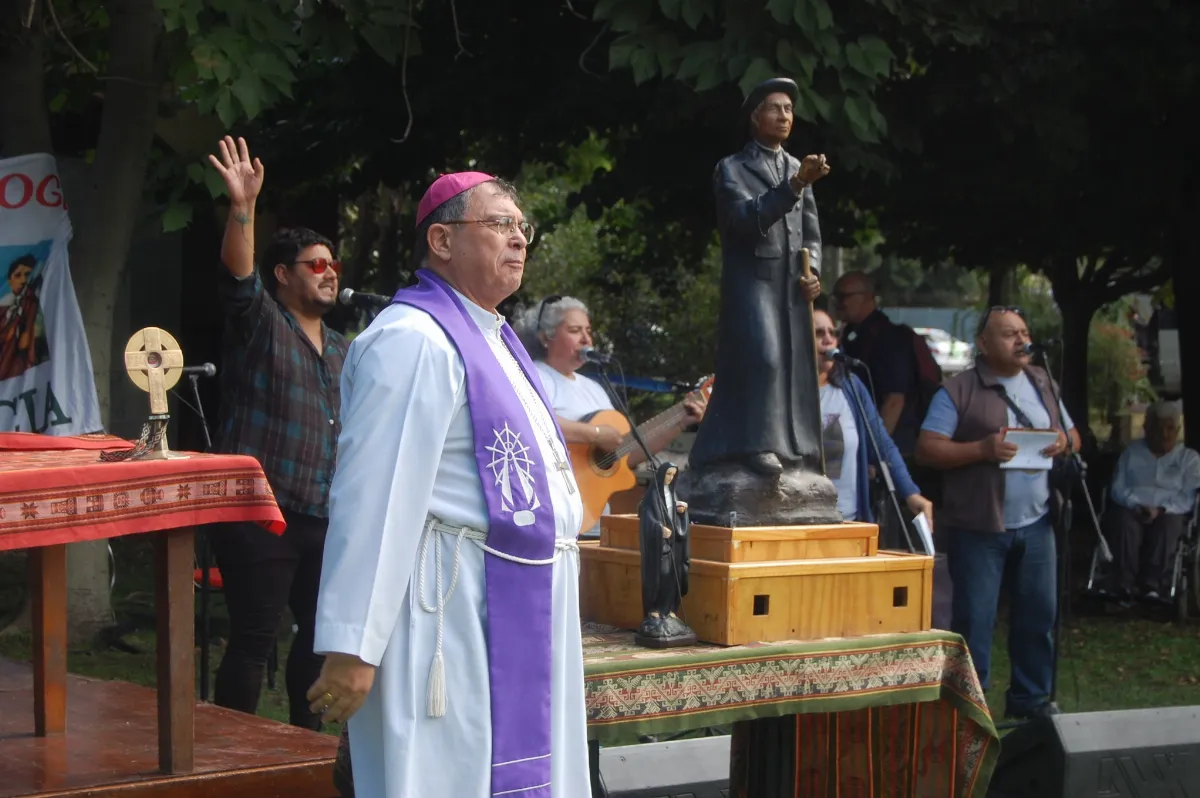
[313,622,390,667]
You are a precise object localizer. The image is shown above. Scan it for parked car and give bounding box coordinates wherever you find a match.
[914,327,974,375]
[1151,306,1181,397]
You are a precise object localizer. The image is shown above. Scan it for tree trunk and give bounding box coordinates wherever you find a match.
[0,7,63,638]
[1045,257,1093,444]
[0,1,53,156]
[1171,178,1200,451]
[64,0,165,642]
[2,0,166,641]
[1058,294,1094,443]
[987,262,1008,306]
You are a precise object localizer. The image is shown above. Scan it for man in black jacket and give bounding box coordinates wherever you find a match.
[679,77,838,527]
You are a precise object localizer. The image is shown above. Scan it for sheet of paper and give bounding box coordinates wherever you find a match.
[912,513,935,556]
[999,428,1060,471]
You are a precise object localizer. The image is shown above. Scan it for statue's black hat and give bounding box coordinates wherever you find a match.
[741,77,800,134]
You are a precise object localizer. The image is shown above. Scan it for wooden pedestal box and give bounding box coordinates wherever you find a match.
[579,515,933,646]
[599,515,880,563]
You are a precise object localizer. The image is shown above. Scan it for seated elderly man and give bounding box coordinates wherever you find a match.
[1106,400,1200,602]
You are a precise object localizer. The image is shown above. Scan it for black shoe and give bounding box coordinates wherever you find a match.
[745,452,783,476]
[1005,701,1061,721]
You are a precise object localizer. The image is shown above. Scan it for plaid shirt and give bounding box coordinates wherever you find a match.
[215,270,348,517]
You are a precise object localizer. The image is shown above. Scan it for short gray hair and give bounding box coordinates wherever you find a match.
[514,295,590,360]
[1148,400,1183,424]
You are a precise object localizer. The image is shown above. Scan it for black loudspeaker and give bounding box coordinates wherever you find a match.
[988,706,1200,798]
[596,736,730,798]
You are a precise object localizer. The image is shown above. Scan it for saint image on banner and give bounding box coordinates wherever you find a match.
[0,243,51,382]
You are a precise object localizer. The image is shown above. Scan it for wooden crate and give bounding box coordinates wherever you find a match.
[599,514,878,563]
[579,543,932,646]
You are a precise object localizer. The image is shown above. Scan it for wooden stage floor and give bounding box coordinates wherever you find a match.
[0,658,339,798]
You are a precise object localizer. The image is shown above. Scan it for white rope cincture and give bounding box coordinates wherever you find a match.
[417,519,466,718]
[416,517,578,720]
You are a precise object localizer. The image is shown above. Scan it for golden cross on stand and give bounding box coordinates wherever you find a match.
[121,327,188,460]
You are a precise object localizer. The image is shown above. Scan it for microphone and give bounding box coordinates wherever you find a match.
[580,346,613,364]
[181,363,217,378]
[1020,340,1060,355]
[339,287,392,309]
[823,347,865,367]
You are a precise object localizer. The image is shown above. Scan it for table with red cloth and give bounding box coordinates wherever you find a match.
[0,432,285,775]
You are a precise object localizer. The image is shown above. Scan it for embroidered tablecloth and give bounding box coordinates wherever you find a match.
[332,623,997,797]
[0,433,284,550]
[581,623,997,797]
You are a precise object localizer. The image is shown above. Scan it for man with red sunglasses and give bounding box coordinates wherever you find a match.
[205,136,350,731]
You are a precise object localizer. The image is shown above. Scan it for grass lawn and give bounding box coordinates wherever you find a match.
[2,536,1199,736]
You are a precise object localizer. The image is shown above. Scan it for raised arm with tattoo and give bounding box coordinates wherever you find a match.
[208,135,265,278]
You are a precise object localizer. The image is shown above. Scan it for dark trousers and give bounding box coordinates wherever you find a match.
[210,508,327,730]
[1105,505,1186,594]
[947,515,1056,715]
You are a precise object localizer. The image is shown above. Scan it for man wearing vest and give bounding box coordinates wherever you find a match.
[916,306,1080,720]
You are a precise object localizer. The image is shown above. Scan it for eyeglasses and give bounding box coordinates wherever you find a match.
[536,295,562,331]
[976,305,1024,336]
[442,216,535,244]
[831,290,865,303]
[294,258,342,275]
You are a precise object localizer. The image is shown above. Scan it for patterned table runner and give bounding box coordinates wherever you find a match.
[582,623,996,797]
[0,443,284,550]
[332,623,997,796]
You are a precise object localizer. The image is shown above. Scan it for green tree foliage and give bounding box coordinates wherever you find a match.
[844,0,1192,429]
[593,0,1007,168]
[1089,321,1153,426]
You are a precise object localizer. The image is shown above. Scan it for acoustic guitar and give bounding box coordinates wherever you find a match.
[570,376,714,533]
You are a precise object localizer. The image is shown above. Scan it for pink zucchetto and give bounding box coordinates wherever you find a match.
[415,171,497,227]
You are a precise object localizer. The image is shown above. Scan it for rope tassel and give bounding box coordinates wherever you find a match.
[427,650,447,718]
[419,520,464,719]
[415,517,579,720]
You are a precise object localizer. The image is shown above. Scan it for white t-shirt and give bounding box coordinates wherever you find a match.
[533,361,614,421]
[819,383,860,521]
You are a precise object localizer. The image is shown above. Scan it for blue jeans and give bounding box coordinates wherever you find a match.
[947,515,1057,714]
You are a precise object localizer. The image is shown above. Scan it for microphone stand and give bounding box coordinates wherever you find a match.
[1037,345,1108,708]
[590,357,659,472]
[183,373,215,701]
[189,374,212,450]
[838,363,919,554]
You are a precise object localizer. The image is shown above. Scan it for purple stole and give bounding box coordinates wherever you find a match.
[393,269,563,797]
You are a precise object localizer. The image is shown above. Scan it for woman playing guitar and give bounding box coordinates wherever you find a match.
[516,296,709,533]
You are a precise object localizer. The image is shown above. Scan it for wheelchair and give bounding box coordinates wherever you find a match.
[1085,488,1200,621]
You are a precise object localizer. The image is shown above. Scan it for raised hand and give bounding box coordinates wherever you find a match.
[208,136,264,207]
[791,154,831,193]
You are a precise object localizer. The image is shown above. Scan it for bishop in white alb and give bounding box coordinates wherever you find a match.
[313,285,590,797]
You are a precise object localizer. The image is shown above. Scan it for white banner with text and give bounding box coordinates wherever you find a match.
[0,153,100,435]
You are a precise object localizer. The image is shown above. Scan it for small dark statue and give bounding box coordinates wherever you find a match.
[635,462,697,648]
